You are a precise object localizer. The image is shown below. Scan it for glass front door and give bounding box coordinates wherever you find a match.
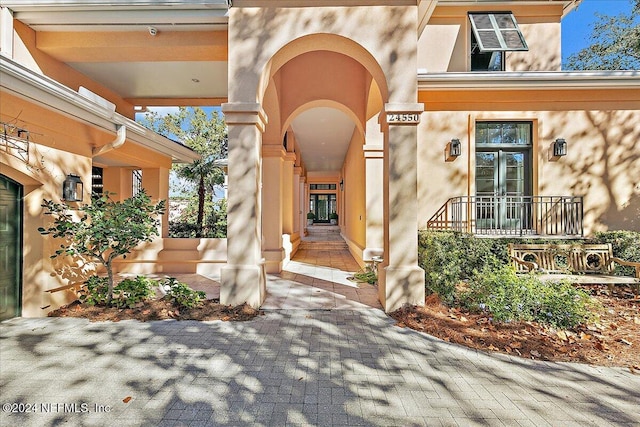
[309,194,336,223]
[475,122,532,232]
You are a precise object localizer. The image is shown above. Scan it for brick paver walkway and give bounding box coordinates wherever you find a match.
[1,310,639,426]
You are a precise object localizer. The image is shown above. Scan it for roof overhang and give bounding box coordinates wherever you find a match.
[418,71,640,90]
[0,56,200,163]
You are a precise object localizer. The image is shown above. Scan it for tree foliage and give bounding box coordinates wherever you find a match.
[139,107,227,237]
[38,191,165,303]
[564,0,640,70]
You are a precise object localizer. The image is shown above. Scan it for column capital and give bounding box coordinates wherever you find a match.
[222,102,268,132]
[382,103,424,126]
[293,166,303,176]
[363,144,384,158]
[262,144,286,158]
[284,152,296,163]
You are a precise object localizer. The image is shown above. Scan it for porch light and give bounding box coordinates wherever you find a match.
[62,174,84,202]
[340,180,344,191]
[553,138,567,157]
[449,139,461,157]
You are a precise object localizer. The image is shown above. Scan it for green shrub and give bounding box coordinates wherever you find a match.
[592,230,640,276]
[161,278,206,309]
[79,275,156,308]
[79,276,110,306]
[111,276,156,308]
[459,266,598,328]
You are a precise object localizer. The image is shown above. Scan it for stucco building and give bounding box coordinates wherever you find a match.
[1,0,639,320]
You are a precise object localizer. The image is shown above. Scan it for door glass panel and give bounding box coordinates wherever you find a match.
[505,153,525,195]
[475,153,497,195]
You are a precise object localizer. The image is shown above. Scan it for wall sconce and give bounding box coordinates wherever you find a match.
[62,174,84,202]
[340,180,344,191]
[553,138,567,157]
[449,138,462,157]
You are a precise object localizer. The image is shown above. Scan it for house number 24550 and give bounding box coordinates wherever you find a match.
[386,113,420,124]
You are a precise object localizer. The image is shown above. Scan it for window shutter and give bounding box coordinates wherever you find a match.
[469,12,528,52]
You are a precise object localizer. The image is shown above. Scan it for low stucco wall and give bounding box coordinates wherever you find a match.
[113,238,228,277]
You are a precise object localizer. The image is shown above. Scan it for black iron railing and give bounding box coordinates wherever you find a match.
[427,195,584,237]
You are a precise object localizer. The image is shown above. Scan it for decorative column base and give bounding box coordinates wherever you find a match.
[221,263,266,308]
[378,265,425,313]
[264,248,285,273]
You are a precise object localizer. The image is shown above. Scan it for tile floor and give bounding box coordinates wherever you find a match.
[262,248,381,310]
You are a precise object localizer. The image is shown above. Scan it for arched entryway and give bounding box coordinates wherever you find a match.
[0,174,22,320]
[221,5,425,312]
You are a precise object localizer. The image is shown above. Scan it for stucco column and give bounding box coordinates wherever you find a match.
[379,103,426,312]
[262,145,285,273]
[299,175,307,234]
[282,152,295,235]
[220,103,267,308]
[293,166,302,236]
[142,167,169,238]
[363,117,384,262]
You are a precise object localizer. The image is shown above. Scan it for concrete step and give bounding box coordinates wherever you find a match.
[299,241,348,251]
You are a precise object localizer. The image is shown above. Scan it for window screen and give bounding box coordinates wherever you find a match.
[469,12,528,52]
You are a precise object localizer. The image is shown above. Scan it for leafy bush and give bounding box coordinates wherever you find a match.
[418,231,505,303]
[79,276,110,306]
[161,278,206,309]
[418,230,592,303]
[111,276,156,309]
[79,275,156,308]
[459,266,599,328]
[592,230,640,276]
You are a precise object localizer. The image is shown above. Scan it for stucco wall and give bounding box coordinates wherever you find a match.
[418,107,640,235]
[342,129,367,259]
[418,5,562,72]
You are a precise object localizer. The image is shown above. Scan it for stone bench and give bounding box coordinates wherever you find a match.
[508,243,640,296]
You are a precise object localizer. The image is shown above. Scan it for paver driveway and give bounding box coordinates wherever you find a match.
[1,309,639,426]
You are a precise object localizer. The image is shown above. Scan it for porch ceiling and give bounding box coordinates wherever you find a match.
[291,107,356,173]
[8,1,230,106]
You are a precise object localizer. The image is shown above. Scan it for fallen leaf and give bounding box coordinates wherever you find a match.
[123,396,132,403]
[595,342,609,351]
[531,350,541,358]
[609,323,618,330]
[579,332,592,341]
[505,346,512,353]
[142,310,151,315]
[488,345,498,351]
[222,316,231,321]
[556,331,568,341]
[619,338,632,346]
[634,317,640,325]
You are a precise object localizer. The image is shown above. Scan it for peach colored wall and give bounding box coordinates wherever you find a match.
[418,103,640,234]
[419,5,563,72]
[342,129,367,263]
[113,238,228,277]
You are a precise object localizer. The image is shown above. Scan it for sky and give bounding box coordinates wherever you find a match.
[561,0,634,63]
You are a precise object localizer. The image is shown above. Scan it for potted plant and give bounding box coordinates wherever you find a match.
[329,211,338,225]
[306,211,315,226]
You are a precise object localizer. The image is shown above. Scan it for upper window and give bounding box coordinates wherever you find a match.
[476,122,532,146]
[469,12,528,72]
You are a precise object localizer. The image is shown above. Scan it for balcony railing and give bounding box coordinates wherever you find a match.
[427,195,584,237]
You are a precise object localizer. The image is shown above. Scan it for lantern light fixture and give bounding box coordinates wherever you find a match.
[449,138,462,157]
[553,138,567,157]
[62,174,84,202]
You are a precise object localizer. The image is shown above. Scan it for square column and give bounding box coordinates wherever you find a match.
[379,103,426,312]
[262,145,285,273]
[363,117,384,262]
[220,103,267,308]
